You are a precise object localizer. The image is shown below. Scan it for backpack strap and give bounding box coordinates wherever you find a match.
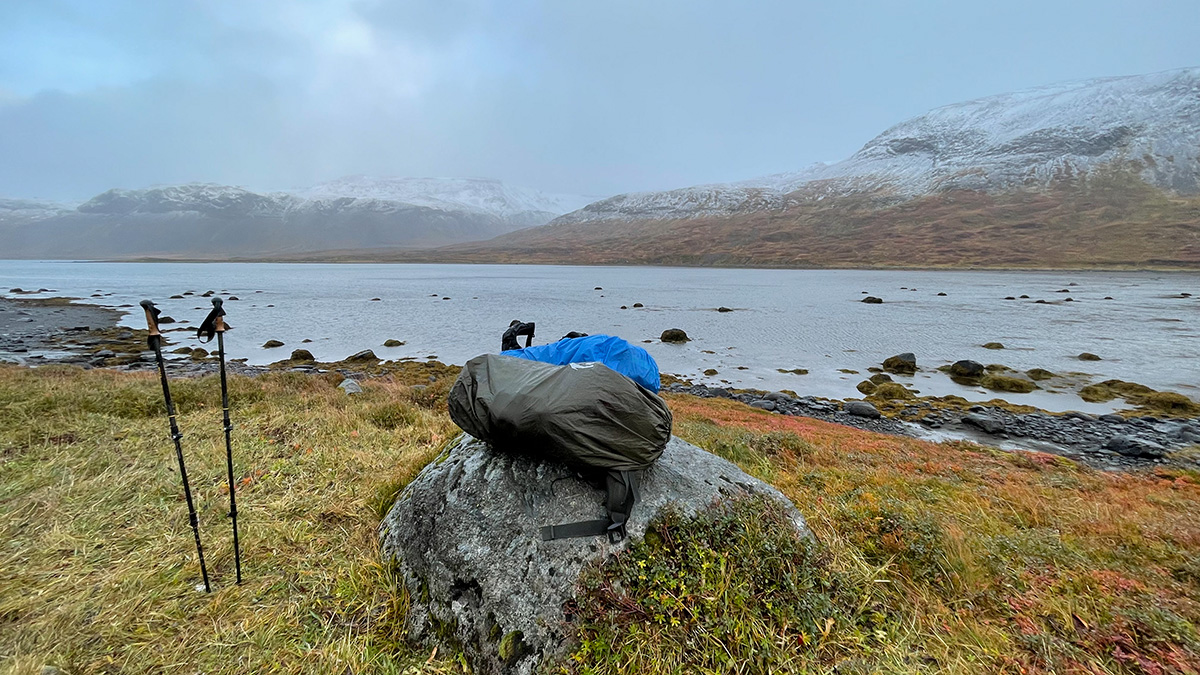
[540,470,641,544]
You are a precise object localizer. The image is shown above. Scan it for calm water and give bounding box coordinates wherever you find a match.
[2,261,1197,412]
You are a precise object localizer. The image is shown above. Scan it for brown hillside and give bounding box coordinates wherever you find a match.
[364,172,1200,269]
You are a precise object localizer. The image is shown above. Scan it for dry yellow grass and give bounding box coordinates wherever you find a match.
[0,366,456,674]
[3,366,1199,674]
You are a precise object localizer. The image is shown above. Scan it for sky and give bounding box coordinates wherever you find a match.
[1,0,1198,202]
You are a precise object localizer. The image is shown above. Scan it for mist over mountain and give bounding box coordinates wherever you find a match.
[0,177,595,259]
[430,67,1200,269]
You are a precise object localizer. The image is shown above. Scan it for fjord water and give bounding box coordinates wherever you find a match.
[2,261,1196,412]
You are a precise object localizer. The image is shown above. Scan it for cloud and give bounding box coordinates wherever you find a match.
[1,0,1199,201]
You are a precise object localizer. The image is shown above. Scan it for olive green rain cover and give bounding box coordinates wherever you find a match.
[448,354,672,471]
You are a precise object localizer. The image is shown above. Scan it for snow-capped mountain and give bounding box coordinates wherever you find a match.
[297,176,594,221]
[1,177,596,259]
[558,67,1200,225]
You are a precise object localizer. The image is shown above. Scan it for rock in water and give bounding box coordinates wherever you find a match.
[882,352,917,374]
[346,349,378,362]
[379,434,810,674]
[860,296,883,304]
[660,328,690,343]
[950,360,985,378]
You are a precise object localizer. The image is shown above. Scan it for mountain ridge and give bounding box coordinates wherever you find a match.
[419,67,1200,269]
[0,177,597,258]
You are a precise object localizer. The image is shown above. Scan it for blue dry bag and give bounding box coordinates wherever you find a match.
[501,334,662,392]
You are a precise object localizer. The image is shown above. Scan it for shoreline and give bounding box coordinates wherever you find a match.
[34,257,1200,273]
[3,295,1197,472]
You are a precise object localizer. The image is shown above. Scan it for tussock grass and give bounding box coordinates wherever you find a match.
[588,394,1200,674]
[0,365,457,674]
[4,367,1199,674]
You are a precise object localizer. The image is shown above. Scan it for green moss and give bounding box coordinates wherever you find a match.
[869,382,914,400]
[982,342,1004,349]
[1025,368,1057,381]
[980,374,1038,393]
[882,355,917,375]
[498,630,531,665]
[856,380,877,395]
[777,368,808,375]
[486,613,502,643]
[1137,392,1200,416]
[1078,379,1155,403]
[703,368,718,376]
[838,368,860,374]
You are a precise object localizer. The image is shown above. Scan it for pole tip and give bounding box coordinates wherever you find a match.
[211,297,223,309]
[140,299,155,309]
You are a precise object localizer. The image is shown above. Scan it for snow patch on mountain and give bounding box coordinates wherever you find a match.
[297,176,596,219]
[557,67,1200,224]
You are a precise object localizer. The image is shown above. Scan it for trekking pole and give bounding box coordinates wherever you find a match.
[199,297,241,584]
[141,299,211,593]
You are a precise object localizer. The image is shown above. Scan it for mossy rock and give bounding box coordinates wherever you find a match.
[980,374,1037,393]
[171,347,193,355]
[776,368,808,375]
[263,339,285,348]
[868,373,893,385]
[1079,379,1155,403]
[882,353,916,375]
[1136,392,1200,416]
[982,342,1004,349]
[498,630,532,666]
[383,339,405,347]
[856,380,877,395]
[1025,368,1056,381]
[1078,352,1102,361]
[290,349,315,362]
[985,364,1013,373]
[189,348,209,361]
[868,382,915,400]
[703,368,718,376]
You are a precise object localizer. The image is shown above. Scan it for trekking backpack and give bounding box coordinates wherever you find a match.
[448,353,673,542]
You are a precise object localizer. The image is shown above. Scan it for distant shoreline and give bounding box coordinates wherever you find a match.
[9,258,1200,273]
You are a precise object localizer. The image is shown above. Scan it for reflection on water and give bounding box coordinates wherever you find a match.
[1,261,1197,412]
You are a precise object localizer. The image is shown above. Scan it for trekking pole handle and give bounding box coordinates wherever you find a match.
[211,297,226,333]
[140,299,161,337]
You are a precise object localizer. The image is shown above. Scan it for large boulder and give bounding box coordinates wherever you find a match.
[379,434,809,674]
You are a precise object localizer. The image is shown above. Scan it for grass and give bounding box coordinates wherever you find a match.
[3,366,1199,674]
[0,365,458,675]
